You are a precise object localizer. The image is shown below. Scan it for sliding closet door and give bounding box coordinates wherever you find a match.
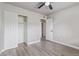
[4,11,18,49]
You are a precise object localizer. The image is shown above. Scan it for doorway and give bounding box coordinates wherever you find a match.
[41,19,46,40]
[18,15,27,44]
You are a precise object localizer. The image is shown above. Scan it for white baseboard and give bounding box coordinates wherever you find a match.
[47,39,79,50]
[0,40,40,54]
[0,49,7,54]
[27,40,40,45]
[0,45,17,54]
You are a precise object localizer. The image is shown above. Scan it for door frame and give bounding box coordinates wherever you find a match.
[18,15,27,45]
[40,19,46,40]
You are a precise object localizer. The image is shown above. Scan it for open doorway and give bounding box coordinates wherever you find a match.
[41,19,46,40]
[18,15,27,45]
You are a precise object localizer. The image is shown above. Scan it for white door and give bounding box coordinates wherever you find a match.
[46,18,53,41]
[18,15,24,44]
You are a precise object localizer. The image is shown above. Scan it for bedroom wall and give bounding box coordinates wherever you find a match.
[50,4,79,47]
[0,3,4,51]
[4,11,18,49]
[0,3,45,51]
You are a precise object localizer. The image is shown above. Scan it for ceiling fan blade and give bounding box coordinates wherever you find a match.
[38,2,45,9]
[49,4,53,10]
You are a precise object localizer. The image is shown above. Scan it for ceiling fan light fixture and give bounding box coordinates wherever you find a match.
[45,2,50,6]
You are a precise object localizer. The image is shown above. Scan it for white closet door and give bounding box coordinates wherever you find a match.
[4,11,18,49]
[46,18,53,41]
[18,16,24,43]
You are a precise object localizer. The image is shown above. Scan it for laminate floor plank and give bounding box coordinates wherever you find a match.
[1,40,79,56]
[24,45,42,56]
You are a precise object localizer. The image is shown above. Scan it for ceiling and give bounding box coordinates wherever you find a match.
[6,2,78,16]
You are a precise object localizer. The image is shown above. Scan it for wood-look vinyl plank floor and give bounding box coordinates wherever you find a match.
[1,40,79,56]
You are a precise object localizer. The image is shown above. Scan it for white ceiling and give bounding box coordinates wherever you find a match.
[6,2,78,16]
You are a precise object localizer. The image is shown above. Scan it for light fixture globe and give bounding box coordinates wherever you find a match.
[45,2,50,6]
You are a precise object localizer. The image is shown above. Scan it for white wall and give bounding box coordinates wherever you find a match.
[27,15,41,43]
[0,3,4,51]
[4,11,18,49]
[0,3,44,51]
[50,4,79,47]
[0,10,3,51]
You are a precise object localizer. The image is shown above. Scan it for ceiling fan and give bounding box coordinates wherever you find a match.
[38,2,53,10]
